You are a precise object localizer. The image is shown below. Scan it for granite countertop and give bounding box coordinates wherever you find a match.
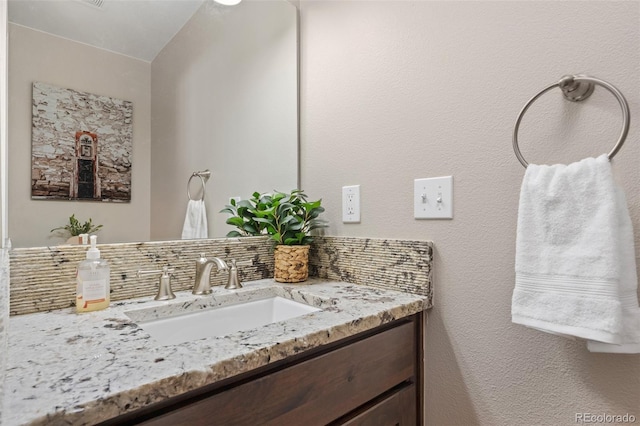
[2,278,428,426]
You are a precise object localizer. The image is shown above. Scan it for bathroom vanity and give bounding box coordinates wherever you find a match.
[109,312,421,425]
[3,279,427,425]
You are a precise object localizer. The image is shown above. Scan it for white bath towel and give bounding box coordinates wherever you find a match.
[181,199,208,239]
[587,188,640,353]
[512,155,640,350]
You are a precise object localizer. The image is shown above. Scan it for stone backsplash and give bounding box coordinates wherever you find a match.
[1,247,9,421]
[9,237,273,316]
[8,236,433,316]
[310,237,433,307]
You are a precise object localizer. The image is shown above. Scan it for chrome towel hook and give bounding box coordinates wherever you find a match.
[513,74,630,168]
[187,169,211,201]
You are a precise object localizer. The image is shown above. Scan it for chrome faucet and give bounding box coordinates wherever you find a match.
[193,253,228,295]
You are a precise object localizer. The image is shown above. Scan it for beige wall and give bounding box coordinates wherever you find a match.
[8,24,151,247]
[300,1,640,425]
[0,1,6,249]
[150,0,297,241]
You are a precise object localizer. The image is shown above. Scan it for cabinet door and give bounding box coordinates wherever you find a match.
[338,384,416,426]
[141,321,415,426]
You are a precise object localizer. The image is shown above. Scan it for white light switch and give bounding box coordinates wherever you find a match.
[414,176,453,219]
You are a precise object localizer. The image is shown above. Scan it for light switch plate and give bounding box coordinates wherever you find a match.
[414,176,453,219]
[342,185,361,223]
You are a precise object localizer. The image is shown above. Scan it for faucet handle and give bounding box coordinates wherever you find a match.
[196,253,208,265]
[137,266,176,301]
[225,259,253,290]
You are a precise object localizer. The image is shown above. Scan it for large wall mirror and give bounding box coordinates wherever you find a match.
[6,0,298,248]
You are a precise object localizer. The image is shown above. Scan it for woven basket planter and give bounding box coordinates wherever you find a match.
[274,245,310,283]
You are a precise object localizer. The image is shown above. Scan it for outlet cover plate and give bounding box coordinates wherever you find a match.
[342,185,361,223]
[414,176,453,219]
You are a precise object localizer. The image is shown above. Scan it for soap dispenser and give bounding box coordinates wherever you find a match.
[76,235,110,313]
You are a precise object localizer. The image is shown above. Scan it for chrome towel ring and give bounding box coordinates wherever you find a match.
[187,169,211,201]
[513,74,630,168]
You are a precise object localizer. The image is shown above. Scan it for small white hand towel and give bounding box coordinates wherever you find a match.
[512,154,638,347]
[587,188,640,353]
[181,199,208,240]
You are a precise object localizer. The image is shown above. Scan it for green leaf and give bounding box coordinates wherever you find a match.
[272,192,286,202]
[254,207,275,218]
[309,222,328,231]
[243,223,257,234]
[287,223,301,231]
[226,217,244,227]
[280,215,296,225]
[226,230,243,238]
[238,200,253,209]
[260,195,272,205]
[302,200,321,210]
[270,233,282,244]
[241,209,255,219]
[253,217,272,224]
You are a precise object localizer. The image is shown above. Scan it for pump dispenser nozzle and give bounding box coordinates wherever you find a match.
[86,235,100,260]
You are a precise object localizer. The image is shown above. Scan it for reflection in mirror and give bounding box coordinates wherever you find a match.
[7,0,298,247]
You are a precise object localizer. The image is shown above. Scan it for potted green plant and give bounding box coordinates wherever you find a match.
[221,190,327,283]
[51,214,103,244]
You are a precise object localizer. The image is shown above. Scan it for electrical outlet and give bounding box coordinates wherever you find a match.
[342,185,361,223]
[414,176,453,219]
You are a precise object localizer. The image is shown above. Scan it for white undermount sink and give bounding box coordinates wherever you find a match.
[125,289,322,345]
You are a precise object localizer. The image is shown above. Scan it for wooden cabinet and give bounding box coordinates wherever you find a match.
[103,313,423,426]
[337,383,416,426]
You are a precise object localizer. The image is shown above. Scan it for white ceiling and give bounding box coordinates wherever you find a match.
[8,0,206,62]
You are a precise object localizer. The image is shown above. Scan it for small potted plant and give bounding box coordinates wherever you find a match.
[51,214,103,244]
[221,190,327,283]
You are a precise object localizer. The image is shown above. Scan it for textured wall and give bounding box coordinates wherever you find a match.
[8,24,151,247]
[299,1,640,425]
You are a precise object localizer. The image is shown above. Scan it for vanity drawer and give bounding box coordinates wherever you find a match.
[140,320,416,426]
[336,383,416,426]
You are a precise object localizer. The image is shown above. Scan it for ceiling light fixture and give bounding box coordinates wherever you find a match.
[74,0,104,9]
[214,0,242,5]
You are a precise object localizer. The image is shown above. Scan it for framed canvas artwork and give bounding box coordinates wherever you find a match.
[31,82,133,202]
